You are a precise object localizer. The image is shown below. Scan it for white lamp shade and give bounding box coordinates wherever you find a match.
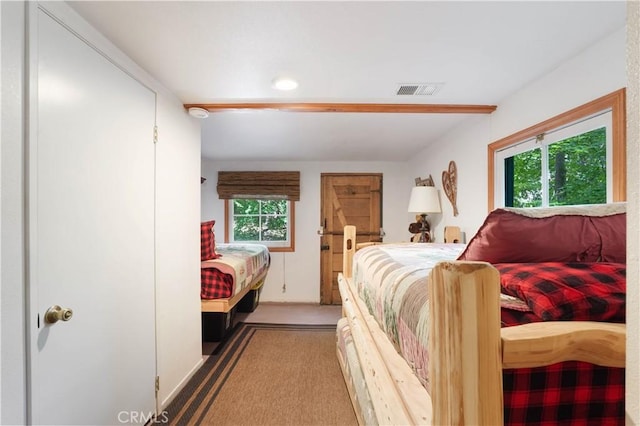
[408,186,442,214]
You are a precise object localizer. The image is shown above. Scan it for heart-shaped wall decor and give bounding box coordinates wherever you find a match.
[442,160,459,216]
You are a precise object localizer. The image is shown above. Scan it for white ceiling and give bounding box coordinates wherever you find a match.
[69,1,626,162]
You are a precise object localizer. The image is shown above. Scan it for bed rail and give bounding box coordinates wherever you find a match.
[501,321,625,368]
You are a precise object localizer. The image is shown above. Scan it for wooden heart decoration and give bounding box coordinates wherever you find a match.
[442,160,459,216]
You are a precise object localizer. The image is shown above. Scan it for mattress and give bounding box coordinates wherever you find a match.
[201,243,270,300]
[351,242,465,390]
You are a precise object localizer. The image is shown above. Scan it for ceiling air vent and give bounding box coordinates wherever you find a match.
[396,83,444,96]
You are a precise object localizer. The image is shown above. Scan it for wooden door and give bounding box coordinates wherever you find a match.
[320,174,382,304]
[29,7,156,424]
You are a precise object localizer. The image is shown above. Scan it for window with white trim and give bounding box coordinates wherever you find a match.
[495,111,613,208]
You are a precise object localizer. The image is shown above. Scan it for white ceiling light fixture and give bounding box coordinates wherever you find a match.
[272,77,298,91]
[188,107,209,119]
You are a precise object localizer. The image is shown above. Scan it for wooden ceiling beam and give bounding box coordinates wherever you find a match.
[183,102,497,114]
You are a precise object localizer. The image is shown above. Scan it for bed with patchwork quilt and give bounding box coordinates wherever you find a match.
[336,203,626,425]
[200,220,270,312]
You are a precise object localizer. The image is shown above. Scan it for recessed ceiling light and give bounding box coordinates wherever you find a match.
[188,107,209,119]
[272,77,298,91]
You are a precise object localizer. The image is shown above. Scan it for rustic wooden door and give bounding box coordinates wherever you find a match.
[320,174,383,304]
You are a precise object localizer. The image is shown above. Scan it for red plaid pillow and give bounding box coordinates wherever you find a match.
[495,262,626,322]
[200,220,220,261]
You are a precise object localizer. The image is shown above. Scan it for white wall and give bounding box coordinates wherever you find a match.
[408,26,627,241]
[1,0,3,416]
[0,2,202,421]
[155,94,203,408]
[201,159,410,303]
[408,114,492,242]
[626,2,639,423]
[1,2,28,424]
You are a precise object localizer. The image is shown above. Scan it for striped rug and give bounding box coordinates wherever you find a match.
[166,322,357,426]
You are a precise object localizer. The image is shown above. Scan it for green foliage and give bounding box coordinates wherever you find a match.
[513,148,542,207]
[510,127,606,207]
[547,128,606,205]
[232,199,288,242]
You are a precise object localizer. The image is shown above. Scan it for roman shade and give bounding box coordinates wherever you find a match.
[217,171,300,201]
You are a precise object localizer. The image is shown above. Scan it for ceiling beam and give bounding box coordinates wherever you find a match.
[183,102,497,114]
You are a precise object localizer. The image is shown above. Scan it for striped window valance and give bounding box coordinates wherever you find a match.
[217,171,300,201]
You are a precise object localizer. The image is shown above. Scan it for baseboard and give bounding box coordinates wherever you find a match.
[160,358,204,410]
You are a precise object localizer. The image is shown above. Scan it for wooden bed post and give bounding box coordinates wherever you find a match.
[429,261,503,425]
[343,225,356,279]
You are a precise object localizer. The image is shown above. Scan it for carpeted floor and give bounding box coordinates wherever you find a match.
[166,322,357,426]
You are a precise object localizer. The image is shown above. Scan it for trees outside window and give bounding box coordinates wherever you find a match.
[227,199,294,251]
[507,127,607,207]
[496,109,613,209]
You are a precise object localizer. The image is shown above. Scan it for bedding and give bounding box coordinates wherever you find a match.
[457,203,626,263]
[200,220,220,261]
[351,242,465,389]
[497,262,626,425]
[200,243,270,300]
[496,262,626,322]
[345,203,626,424]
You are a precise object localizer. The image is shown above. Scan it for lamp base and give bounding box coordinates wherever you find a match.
[418,214,430,243]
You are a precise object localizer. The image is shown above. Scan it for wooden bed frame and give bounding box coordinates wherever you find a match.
[200,268,268,313]
[338,225,626,425]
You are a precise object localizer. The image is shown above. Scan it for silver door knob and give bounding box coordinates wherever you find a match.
[45,305,73,324]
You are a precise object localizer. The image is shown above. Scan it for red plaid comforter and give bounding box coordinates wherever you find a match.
[200,243,270,300]
[201,268,233,299]
[497,263,625,426]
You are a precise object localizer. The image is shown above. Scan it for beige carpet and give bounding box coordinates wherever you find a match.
[167,323,357,426]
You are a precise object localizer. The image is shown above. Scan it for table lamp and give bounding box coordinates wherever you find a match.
[407,186,441,242]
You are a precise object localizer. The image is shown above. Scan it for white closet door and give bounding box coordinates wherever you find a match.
[30,7,156,425]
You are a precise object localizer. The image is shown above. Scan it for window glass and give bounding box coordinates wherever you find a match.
[228,199,293,250]
[508,148,542,207]
[498,111,611,208]
[547,127,606,206]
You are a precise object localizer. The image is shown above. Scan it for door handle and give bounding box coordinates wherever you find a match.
[320,244,330,251]
[45,305,74,324]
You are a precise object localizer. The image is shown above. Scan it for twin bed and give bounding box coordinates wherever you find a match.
[200,243,270,313]
[200,220,270,340]
[337,203,626,425]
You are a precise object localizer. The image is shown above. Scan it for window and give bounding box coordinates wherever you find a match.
[496,112,611,207]
[488,89,626,210]
[217,171,300,252]
[226,198,294,251]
